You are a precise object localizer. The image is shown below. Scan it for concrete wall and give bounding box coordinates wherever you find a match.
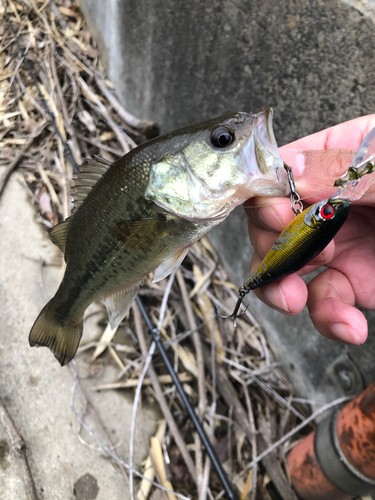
[81,0,375,141]
[80,0,375,403]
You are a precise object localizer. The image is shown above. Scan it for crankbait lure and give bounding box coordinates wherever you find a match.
[221,197,351,324]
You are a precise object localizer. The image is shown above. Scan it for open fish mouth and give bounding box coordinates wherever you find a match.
[239,108,288,197]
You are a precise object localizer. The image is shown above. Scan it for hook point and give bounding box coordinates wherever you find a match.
[215,289,249,326]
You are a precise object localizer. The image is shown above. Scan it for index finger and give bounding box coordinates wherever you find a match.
[281,114,375,151]
[279,115,375,203]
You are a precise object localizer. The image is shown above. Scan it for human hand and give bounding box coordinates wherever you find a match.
[245,115,375,345]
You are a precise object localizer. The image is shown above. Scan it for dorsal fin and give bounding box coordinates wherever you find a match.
[49,216,73,254]
[71,158,112,213]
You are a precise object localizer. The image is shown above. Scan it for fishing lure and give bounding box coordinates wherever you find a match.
[221,197,351,324]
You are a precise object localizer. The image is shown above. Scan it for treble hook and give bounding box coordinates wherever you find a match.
[216,287,249,327]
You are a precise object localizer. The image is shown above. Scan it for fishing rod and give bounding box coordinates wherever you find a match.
[136,296,239,500]
[5,7,239,499]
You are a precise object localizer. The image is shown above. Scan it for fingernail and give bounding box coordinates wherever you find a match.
[256,203,285,230]
[330,322,362,344]
[291,153,305,178]
[256,206,274,228]
[353,329,367,345]
[280,150,305,178]
[330,322,349,340]
[262,283,290,313]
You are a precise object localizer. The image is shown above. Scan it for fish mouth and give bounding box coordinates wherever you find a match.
[255,108,283,174]
[239,108,288,197]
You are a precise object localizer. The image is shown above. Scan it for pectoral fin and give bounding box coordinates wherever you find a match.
[152,246,190,283]
[104,282,141,329]
[113,218,171,250]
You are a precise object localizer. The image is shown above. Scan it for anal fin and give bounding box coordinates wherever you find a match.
[152,247,190,283]
[104,282,141,329]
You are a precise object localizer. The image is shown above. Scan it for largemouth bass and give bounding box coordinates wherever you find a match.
[29,108,288,366]
[224,198,351,322]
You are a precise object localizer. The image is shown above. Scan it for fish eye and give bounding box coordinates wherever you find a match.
[210,125,235,148]
[320,203,335,219]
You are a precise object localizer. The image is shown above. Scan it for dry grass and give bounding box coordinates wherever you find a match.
[0,1,339,499]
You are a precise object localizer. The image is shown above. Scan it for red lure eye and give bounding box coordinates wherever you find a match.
[320,203,335,219]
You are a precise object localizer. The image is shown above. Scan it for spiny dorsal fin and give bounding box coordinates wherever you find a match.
[93,155,114,167]
[49,217,73,254]
[71,158,112,213]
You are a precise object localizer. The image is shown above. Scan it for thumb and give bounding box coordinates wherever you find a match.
[280,148,356,204]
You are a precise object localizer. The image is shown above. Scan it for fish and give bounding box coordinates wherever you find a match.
[29,108,289,366]
[223,197,351,322]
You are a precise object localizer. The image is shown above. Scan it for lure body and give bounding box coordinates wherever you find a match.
[242,198,351,293]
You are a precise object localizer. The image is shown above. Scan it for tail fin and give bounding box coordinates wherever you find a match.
[29,304,83,366]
